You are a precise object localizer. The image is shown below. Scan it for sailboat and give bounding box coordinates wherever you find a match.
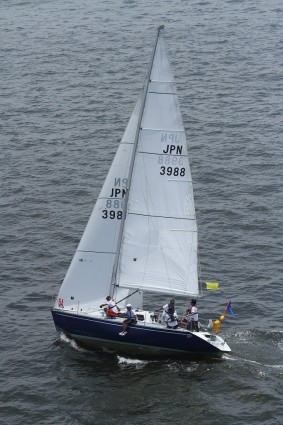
[51,26,231,357]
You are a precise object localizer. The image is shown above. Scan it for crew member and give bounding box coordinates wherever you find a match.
[119,304,137,336]
[100,296,120,317]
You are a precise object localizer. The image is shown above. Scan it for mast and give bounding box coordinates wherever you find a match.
[110,25,165,297]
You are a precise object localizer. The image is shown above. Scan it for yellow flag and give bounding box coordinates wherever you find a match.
[206,281,219,290]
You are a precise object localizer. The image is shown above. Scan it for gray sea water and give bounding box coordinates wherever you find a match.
[1,0,283,424]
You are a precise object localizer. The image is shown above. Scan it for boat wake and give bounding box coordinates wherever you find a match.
[117,355,151,368]
[229,328,283,341]
[115,355,194,371]
[59,332,89,353]
[221,353,238,361]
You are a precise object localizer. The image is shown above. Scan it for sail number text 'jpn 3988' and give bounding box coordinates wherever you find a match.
[159,137,186,177]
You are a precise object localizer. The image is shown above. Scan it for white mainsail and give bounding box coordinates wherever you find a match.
[117,32,199,297]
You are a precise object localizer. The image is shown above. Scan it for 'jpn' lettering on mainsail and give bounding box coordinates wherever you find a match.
[162,144,183,155]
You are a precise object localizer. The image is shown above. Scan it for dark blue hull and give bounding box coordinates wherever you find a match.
[51,309,228,357]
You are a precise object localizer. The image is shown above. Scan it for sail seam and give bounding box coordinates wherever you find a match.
[99,196,125,200]
[150,80,174,83]
[127,212,196,220]
[137,151,188,158]
[149,91,177,95]
[77,250,116,254]
[140,127,184,132]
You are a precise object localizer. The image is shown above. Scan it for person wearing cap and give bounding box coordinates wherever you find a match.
[119,304,137,336]
[100,296,120,318]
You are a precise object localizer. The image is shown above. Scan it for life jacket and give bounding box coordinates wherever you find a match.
[167,307,176,322]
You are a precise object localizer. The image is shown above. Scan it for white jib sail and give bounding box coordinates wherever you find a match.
[117,33,199,297]
[55,96,142,311]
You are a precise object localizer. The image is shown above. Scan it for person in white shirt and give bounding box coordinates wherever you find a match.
[100,296,120,317]
[159,299,178,329]
[165,309,178,329]
[160,299,175,322]
[187,299,199,331]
